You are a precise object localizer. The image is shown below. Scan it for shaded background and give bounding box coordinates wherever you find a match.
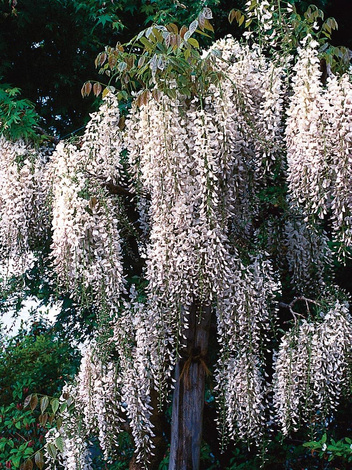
[1,0,351,138]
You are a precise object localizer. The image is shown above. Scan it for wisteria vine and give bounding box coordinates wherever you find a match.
[0,23,351,470]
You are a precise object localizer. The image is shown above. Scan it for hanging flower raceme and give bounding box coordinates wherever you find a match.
[69,288,156,465]
[126,93,234,390]
[215,255,280,446]
[324,74,352,252]
[206,36,286,230]
[75,346,125,462]
[256,62,286,173]
[112,296,155,465]
[45,428,93,470]
[223,354,268,443]
[243,0,275,41]
[273,301,352,435]
[51,344,130,469]
[216,256,280,357]
[79,93,125,185]
[49,95,125,307]
[286,36,329,221]
[45,381,94,470]
[286,36,352,255]
[285,216,332,294]
[0,137,49,274]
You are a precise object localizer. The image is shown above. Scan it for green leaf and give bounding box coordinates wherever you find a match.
[51,398,60,414]
[47,443,57,460]
[96,14,113,27]
[102,87,110,98]
[40,396,49,414]
[140,37,154,52]
[303,441,320,448]
[166,23,178,34]
[59,402,67,413]
[138,55,146,68]
[194,29,211,38]
[56,417,63,430]
[34,451,45,470]
[55,436,64,453]
[228,9,236,24]
[187,38,199,48]
[38,413,48,427]
[12,457,21,468]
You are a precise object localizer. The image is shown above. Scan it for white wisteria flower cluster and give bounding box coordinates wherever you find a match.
[44,381,94,470]
[57,291,156,467]
[242,0,277,44]
[125,37,285,447]
[273,301,352,435]
[49,95,124,306]
[285,216,332,294]
[47,36,351,462]
[1,29,352,469]
[286,36,352,254]
[215,256,280,444]
[73,347,125,462]
[0,136,49,275]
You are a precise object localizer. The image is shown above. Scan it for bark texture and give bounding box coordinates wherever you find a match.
[168,303,211,470]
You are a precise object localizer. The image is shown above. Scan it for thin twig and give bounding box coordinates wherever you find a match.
[279,296,321,325]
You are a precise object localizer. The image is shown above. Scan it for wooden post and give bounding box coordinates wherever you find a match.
[168,303,211,470]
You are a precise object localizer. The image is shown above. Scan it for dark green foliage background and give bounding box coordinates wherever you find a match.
[0,319,80,406]
[1,0,350,138]
[0,319,80,468]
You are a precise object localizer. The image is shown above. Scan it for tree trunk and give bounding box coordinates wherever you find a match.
[168,303,211,470]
